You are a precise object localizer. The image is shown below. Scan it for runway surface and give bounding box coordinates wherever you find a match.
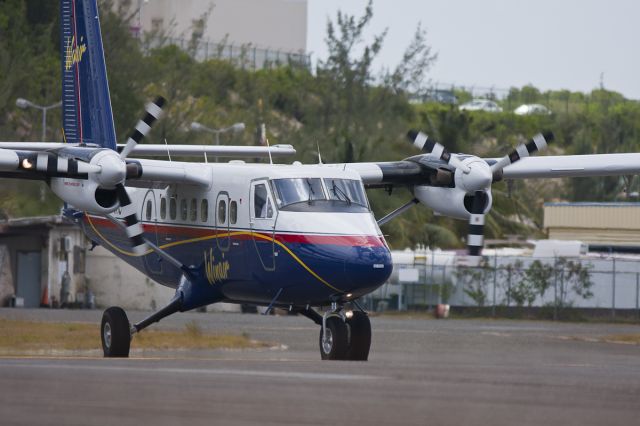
[1,308,640,425]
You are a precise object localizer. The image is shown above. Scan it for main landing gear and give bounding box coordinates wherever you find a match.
[101,296,183,358]
[101,298,372,361]
[301,303,372,361]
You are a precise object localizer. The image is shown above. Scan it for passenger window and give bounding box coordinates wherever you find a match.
[190,198,197,221]
[230,201,237,224]
[170,197,177,220]
[160,197,166,220]
[201,199,208,222]
[254,184,267,218]
[145,200,152,221]
[180,199,187,221]
[218,199,227,224]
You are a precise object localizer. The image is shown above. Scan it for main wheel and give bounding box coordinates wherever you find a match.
[345,311,371,361]
[319,316,348,360]
[101,307,131,358]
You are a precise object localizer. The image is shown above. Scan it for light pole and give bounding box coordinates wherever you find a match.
[190,121,245,161]
[16,98,62,142]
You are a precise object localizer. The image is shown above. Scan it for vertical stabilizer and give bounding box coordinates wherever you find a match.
[60,0,117,149]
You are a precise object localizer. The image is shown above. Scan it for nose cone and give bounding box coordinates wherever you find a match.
[459,159,492,192]
[343,244,393,297]
[95,152,126,187]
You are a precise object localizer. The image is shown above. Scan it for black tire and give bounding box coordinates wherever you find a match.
[319,316,348,360]
[345,311,371,361]
[101,307,131,358]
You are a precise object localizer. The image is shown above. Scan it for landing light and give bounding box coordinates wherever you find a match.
[345,310,354,319]
[21,158,33,169]
[346,293,353,298]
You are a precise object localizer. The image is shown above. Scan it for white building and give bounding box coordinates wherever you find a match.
[119,0,309,67]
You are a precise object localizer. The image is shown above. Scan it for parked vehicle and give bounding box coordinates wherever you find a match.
[514,104,552,115]
[459,98,503,112]
[428,90,458,105]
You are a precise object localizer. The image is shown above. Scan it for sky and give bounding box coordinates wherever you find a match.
[306,0,640,99]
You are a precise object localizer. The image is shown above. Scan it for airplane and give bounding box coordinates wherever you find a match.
[3,0,640,361]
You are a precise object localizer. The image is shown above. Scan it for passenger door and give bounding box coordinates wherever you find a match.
[141,189,162,274]
[215,192,230,252]
[250,180,277,271]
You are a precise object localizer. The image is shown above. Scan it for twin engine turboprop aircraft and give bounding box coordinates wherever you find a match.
[3,0,640,361]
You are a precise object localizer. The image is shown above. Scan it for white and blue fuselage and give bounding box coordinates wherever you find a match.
[78,162,393,310]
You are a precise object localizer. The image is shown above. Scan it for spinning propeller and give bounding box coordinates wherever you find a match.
[110,96,166,254]
[407,130,554,259]
[0,97,166,255]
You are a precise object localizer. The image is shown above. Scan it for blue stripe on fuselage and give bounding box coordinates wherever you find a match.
[81,218,392,306]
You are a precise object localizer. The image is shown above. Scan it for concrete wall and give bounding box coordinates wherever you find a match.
[85,246,174,311]
[0,245,13,306]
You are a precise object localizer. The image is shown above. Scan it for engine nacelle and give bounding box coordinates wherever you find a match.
[50,177,119,215]
[413,185,492,220]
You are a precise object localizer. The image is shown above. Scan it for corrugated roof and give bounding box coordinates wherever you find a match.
[544,202,640,207]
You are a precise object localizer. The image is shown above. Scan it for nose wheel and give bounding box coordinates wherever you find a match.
[319,310,372,361]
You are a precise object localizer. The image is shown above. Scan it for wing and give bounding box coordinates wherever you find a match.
[0,143,296,158]
[493,153,640,179]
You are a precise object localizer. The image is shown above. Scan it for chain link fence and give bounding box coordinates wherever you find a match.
[362,254,640,321]
[142,36,311,70]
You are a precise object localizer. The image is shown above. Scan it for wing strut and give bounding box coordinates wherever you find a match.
[377,198,419,226]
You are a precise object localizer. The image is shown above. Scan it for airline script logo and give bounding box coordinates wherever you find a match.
[65,35,87,71]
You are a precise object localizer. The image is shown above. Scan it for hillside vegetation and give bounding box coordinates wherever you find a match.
[1,0,640,249]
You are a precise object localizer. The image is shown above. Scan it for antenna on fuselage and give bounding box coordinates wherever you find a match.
[261,123,273,165]
[316,141,323,165]
[164,138,172,161]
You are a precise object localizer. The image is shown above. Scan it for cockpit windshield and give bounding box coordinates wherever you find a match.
[271,178,326,208]
[270,177,369,212]
[324,178,368,208]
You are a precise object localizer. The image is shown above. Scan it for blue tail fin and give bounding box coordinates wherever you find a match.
[60,0,117,149]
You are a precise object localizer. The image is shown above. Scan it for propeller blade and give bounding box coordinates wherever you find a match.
[467,191,487,257]
[490,131,554,176]
[120,96,166,160]
[407,130,470,172]
[15,152,101,176]
[115,184,147,255]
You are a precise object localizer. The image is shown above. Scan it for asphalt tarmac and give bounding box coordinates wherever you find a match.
[1,308,640,425]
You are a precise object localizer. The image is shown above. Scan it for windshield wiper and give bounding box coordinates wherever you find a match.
[306,178,315,205]
[332,182,351,205]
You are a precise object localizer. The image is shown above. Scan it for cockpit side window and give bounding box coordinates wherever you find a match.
[254,184,268,218]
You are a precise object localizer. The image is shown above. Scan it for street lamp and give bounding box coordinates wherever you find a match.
[190,121,245,161]
[190,121,245,144]
[16,98,62,202]
[16,98,63,142]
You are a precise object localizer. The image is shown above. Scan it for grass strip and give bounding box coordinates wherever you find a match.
[0,318,269,354]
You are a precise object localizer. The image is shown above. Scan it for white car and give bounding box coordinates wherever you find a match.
[514,104,552,115]
[459,99,503,112]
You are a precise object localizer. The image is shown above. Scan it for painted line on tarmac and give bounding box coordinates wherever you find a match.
[0,362,383,381]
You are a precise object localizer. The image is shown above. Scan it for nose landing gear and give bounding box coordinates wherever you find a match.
[317,303,372,361]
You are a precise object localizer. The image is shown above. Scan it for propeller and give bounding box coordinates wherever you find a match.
[120,96,166,160]
[407,130,470,173]
[113,96,166,255]
[490,132,554,180]
[115,183,147,255]
[406,130,554,259]
[467,191,488,259]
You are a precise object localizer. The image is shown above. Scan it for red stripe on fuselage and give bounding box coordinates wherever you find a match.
[84,215,386,248]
